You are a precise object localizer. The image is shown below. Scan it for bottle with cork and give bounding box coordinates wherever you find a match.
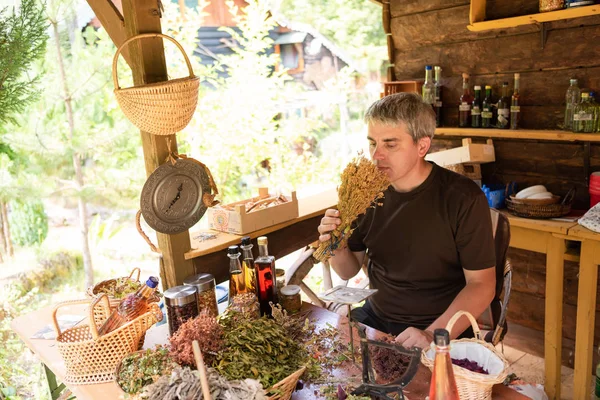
[240,236,257,294]
[255,236,277,316]
[227,245,245,304]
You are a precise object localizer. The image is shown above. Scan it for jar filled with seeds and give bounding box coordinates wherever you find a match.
[164,285,198,336]
[279,285,302,314]
[183,273,219,317]
[539,0,564,12]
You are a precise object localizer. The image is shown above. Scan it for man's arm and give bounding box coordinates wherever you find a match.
[395,267,496,348]
[318,209,366,280]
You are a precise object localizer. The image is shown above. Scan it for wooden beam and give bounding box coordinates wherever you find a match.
[122,0,195,289]
[435,127,600,143]
[85,0,131,66]
[469,0,486,25]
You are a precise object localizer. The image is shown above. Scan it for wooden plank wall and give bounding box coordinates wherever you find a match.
[388,0,600,367]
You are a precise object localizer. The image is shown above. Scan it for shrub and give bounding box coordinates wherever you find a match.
[7,199,48,246]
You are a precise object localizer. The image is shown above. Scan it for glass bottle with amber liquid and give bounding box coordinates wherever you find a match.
[255,236,277,316]
[510,73,521,129]
[227,245,245,304]
[429,329,460,400]
[434,66,443,127]
[497,82,510,129]
[459,73,473,127]
[240,236,257,294]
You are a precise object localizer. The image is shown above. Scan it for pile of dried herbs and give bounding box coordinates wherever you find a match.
[314,154,389,262]
[139,366,266,400]
[97,277,141,299]
[215,316,305,388]
[169,312,224,366]
[117,345,177,394]
[370,336,411,382]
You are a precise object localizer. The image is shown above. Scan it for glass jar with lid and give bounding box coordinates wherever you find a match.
[279,285,302,314]
[183,273,219,317]
[164,285,198,335]
[275,268,286,293]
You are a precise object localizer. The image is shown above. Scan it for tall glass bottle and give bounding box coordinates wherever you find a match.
[227,245,245,304]
[564,78,581,131]
[471,85,482,128]
[510,73,521,129]
[422,65,435,108]
[497,82,510,129]
[429,329,460,400]
[481,85,493,128]
[255,236,277,316]
[240,236,257,294]
[459,73,473,128]
[434,66,443,127]
[98,276,159,335]
[573,92,596,133]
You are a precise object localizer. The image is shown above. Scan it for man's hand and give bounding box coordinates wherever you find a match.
[317,209,341,242]
[395,327,433,349]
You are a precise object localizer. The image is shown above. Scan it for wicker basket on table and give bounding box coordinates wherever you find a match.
[112,33,200,136]
[505,188,575,219]
[52,293,163,385]
[421,311,509,400]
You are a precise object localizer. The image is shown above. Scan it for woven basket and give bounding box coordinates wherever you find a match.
[506,195,571,219]
[421,311,509,400]
[86,267,142,309]
[267,366,306,400]
[112,33,200,136]
[52,294,163,385]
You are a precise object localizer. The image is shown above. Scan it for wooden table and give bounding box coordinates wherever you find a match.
[500,212,578,400]
[11,302,527,400]
[564,224,600,400]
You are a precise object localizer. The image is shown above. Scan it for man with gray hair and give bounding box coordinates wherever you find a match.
[317,92,496,349]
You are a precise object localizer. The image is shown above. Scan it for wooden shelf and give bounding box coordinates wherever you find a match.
[468,2,600,32]
[435,128,600,142]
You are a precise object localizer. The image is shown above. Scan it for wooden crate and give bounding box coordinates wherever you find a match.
[426,138,495,167]
[206,188,299,235]
[383,80,423,97]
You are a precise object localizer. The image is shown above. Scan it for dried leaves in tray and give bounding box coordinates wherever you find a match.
[117,345,177,394]
[169,311,224,366]
[314,154,389,262]
[369,336,411,383]
[215,316,305,388]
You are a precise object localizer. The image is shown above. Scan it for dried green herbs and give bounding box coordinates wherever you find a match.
[117,346,176,394]
[215,316,304,388]
[98,277,141,299]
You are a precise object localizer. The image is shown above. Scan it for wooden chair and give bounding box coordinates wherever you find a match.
[287,209,512,343]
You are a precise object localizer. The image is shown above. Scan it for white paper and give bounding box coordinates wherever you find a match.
[31,315,85,340]
[317,285,378,304]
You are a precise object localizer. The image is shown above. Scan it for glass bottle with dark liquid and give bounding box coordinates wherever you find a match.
[458,73,473,128]
[240,236,257,294]
[255,236,277,316]
[227,245,245,304]
[429,328,460,400]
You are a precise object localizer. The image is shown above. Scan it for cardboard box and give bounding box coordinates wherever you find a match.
[207,188,299,235]
[426,138,495,167]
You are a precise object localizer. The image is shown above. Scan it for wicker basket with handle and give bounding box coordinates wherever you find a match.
[421,310,509,400]
[112,33,200,136]
[52,294,163,385]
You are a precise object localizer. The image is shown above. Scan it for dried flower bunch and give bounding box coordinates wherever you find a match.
[314,154,389,262]
[168,311,224,366]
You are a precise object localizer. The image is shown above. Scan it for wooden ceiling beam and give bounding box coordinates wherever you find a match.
[85,0,132,66]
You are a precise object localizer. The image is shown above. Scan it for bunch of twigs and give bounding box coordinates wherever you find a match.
[314,154,389,262]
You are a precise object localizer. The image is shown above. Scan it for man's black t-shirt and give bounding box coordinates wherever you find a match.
[347,162,496,327]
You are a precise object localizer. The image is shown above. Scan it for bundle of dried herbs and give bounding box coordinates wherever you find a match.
[215,317,305,388]
[271,303,312,341]
[169,311,224,366]
[219,293,261,330]
[117,346,177,394]
[139,366,266,400]
[314,154,389,262]
[370,336,411,382]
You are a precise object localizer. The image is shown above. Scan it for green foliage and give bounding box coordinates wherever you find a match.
[0,0,48,125]
[7,199,48,246]
[88,213,125,253]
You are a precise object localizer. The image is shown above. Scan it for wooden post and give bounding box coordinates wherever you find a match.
[120,0,195,289]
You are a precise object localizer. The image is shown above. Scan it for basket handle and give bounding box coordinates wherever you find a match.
[445,310,482,341]
[51,298,94,337]
[88,294,112,340]
[128,267,141,281]
[112,33,195,90]
[136,210,161,254]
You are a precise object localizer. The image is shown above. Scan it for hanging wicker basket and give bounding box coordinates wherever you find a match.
[421,310,509,400]
[112,33,200,136]
[52,294,163,385]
